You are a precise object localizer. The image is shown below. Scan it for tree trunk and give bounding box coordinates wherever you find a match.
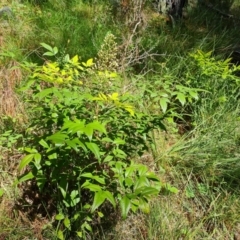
[153,0,187,17]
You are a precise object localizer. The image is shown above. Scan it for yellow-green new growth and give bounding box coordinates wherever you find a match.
[31,55,95,85]
[93,92,135,116]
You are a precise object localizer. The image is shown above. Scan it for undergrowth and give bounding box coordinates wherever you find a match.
[1,0,240,239]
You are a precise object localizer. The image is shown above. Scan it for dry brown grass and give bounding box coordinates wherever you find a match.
[0,145,50,239]
[110,213,148,240]
[0,2,36,128]
[0,61,26,125]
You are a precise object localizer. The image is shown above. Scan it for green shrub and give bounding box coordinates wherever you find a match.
[16,48,174,239]
[187,50,240,98]
[173,50,240,182]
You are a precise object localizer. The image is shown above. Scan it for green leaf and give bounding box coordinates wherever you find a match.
[197,184,207,196]
[47,133,68,144]
[39,139,49,148]
[0,188,4,197]
[124,177,133,187]
[19,154,35,171]
[98,211,104,218]
[55,213,65,220]
[70,190,78,199]
[87,121,106,134]
[63,200,70,208]
[53,46,59,55]
[83,222,92,232]
[57,230,64,240]
[52,113,58,118]
[58,177,67,199]
[66,138,87,152]
[176,92,186,106]
[91,191,106,213]
[103,155,113,162]
[1,130,12,136]
[114,161,124,174]
[70,200,79,208]
[164,183,179,194]
[34,153,41,169]
[63,190,80,207]
[138,198,150,213]
[159,91,169,97]
[92,176,105,184]
[160,98,169,113]
[81,172,93,178]
[43,52,55,56]
[83,204,91,209]
[113,148,127,159]
[86,58,94,67]
[64,217,71,230]
[36,170,47,191]
[17,171,34,183]
[104,191,116,208]
[168,186,178,194]
[125,166,135,177]
[134,176,150,190]
[81,173,105,185]
[113,138,125,145]
[19,79,35,91]
[189,90,198,100]
[117,176,125,188]
[145,172,160,182]
[35,88,55,100]
[24,148,38,153]
[64,54,70,62]
[40,42,53,52]
[82,181,102,192]
[65,139,78,150]
[86,142,100,160]
[62,120,85,133]
[84,125,93,141]
[48,152,57,160]
[76,232,82,237]
[185,186,195,198]
[142,186,159,195]
[102,137,113,143]
[82,58,94,67]
[135,186,159,196]
[120,195,131,219]
[130,199,139,212]
[138,165,148,176]
[74,213,80,220]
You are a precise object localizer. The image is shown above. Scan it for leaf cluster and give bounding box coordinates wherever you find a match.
[133,74,200,120]
[188,50,240,96]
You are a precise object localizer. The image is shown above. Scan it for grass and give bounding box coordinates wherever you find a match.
[146,185,240,239]
[1,0,240,239]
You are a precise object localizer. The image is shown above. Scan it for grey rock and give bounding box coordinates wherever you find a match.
[0,6,13,18]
